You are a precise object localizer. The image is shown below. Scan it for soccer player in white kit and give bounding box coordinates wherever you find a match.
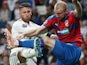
[9,3,39,65]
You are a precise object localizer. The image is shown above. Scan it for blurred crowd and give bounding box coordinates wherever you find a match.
[0,0,87,65]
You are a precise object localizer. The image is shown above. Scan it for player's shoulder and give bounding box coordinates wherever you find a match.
[30,21,38,25]
[46,15,56,21]
[13,19,23,25]
[68,11,79,19]
[29,21,34,24]
[12,19,23,27]
[30,21,40,27]
[68,11,75,16]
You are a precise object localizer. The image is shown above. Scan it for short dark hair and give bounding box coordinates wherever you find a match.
[19,3,31,9]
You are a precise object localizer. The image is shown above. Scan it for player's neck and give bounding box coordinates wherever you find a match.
[22,19,30,24]
[25,20,30,24]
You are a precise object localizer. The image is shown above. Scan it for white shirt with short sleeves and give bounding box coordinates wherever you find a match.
[12,19,40,39]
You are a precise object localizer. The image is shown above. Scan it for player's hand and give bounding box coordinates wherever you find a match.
[50,34,58,39]
[16,34,24,40]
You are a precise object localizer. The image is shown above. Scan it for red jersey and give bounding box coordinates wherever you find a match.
[43,11,82,46]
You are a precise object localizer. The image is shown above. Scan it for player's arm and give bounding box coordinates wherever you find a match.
[72,0,82,18]
[25,25,47,36]
[16,25,46,40]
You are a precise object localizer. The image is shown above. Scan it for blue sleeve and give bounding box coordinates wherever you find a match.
[19,39,34,48]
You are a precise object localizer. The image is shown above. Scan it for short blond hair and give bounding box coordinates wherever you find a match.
[54,1,68,12]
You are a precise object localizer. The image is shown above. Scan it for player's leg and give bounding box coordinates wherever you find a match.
[17,37,51,58]
[10,47,28,65]
[38,36,83,65]
[4,28,34,49]
[10,50,20,65]
[18,48,36,58]
[5,28,43,57]
[5,29,52,58]
[5,28,39,49]
[10,47,36,60]
[10,54,27,65]
[18,38,44,58]
[10,47,37,65]
[17,48,37,65]
[4,28,61,59]
[15,37,52,58]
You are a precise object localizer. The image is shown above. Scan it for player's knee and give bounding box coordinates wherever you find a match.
[43,36,49,44]
[43,36,55,44]
[42,36,55,49]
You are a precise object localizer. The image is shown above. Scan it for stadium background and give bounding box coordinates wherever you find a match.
[0,0,87,65]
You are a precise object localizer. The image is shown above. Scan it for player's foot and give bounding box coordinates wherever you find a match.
[34,37,43,57]
[4,28,19,49]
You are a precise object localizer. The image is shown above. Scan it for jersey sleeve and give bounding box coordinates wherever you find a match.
[69,11,80,20]
[42,15,56,30]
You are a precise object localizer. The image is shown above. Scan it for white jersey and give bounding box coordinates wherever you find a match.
[12,19,40,39]
[11,19,39,65]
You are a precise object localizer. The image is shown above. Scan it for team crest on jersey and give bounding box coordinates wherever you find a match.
[22,24,27,28]
[65,20,69,27]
